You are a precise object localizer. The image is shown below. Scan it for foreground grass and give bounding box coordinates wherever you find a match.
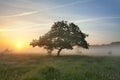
[0,54,120,80]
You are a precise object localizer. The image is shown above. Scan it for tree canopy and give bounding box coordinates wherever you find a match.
[30,21,89,56]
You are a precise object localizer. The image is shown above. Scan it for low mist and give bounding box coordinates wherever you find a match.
[60,44,120,56]
[0,44,120,56]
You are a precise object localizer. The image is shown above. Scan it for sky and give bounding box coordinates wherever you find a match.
[0,0,120,52]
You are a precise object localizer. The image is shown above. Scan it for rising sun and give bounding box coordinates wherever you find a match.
[16,42,22,49]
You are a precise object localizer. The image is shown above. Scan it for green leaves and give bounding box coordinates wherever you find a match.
[30,20,89,56]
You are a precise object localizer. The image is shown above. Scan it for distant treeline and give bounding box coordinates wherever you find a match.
[111,41,120,45]
[91,41,120,47]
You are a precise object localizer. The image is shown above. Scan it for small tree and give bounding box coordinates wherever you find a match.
[30,21,89,56]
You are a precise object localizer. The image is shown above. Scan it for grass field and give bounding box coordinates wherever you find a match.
[0,53,120,80]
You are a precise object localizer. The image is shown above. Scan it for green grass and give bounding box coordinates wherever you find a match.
[0,54,120,80]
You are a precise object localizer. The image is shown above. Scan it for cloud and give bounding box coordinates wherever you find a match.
[10,11,38,17]
[0,22,52,32]
[1,11,38,17]
[1,0,94,17]
[1,16,120,32]
[42,0,94,10]
[73,16,120,23]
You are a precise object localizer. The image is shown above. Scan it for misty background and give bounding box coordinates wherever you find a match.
[0,41,120,56]
[61,42,120,56]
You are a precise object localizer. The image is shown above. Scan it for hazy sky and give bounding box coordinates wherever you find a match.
[0,0,120,52]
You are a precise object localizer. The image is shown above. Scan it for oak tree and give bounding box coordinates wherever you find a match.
[30,21,89,56]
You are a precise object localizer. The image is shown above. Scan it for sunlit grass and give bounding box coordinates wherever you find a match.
[0,54,120,80]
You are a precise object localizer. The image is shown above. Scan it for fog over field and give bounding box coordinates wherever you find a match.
[0,42,120,56]
[81,45,120,56]
[61,43,120,56]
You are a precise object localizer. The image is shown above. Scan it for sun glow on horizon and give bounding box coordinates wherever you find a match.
[17,43,22,48]
[16,41,23,50]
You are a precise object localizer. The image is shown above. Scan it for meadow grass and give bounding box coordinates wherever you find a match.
[0,53,120,80]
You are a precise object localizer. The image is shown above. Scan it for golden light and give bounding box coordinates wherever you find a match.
[16,42,22,49]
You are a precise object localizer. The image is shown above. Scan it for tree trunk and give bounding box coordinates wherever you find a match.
[57,48,63,56]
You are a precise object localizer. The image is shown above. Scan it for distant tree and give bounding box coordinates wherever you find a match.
[30,21,89,56]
